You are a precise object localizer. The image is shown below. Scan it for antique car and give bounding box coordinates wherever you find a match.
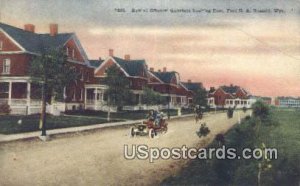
[130,117,168,138]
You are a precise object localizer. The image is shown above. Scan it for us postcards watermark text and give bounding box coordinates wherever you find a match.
[124,145,278,163]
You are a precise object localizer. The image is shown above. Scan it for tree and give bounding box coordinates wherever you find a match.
[142,87,163,105]
[29,48,79,136]
[252,100,270,120]
[193,87,208,108]
[104,65,134,121]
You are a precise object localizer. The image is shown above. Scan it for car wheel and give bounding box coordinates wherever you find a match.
[164,127,168,134]
[130,127,135,137]
[149,129,155,138]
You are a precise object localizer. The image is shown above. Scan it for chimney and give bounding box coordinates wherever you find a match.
[109,49,114,57]
[163,67,167,72]
[24,24,35,33]
[150,67,154,72]
[188,79,192,83]
[99,57,102,61]
[50,23,58,36]
[124,54,130,61]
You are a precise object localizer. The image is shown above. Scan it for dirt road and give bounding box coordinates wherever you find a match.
[0,111,250,186]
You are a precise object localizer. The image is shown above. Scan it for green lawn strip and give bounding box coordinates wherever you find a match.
[0,114,120,134]
[0,108,194,134]
[64,108,194,120]
[162,108,300,185]
[63,114,128,121]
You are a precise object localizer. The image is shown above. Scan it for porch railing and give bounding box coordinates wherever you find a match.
[0,99,42,106]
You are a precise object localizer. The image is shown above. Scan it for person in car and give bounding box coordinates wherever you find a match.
[147,110,155,121]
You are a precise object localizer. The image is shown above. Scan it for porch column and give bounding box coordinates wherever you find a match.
[8,81,12,105]
[84,88,87,109]
[94,88,98,110]
[101,90,104,101]
[138,94,142,105]
[26,82,31,115]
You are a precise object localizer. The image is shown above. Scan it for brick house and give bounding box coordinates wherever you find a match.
[0,22,197,114]
[207,84,251,109]
[86,49,148,111]
[182,80,204,104]
[0,22,94,114]
[147,67,191,108]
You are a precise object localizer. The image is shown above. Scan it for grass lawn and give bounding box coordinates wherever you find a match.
[64,108,194,120]
[0,108,194,135]
[162,108,300,185]
[0,114,120,134]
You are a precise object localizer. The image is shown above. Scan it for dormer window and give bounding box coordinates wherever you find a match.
[2,59,11,74]
[0,41,3,50]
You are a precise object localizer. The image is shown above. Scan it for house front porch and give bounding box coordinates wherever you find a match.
[84,84,118,112]
[0,77,65,115]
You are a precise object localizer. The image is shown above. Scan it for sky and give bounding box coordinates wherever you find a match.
[0,0,299,97]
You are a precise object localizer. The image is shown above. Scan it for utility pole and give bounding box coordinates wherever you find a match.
[167,86,170,119]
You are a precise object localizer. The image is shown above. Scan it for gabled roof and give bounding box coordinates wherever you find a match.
[89,59,104,68]
[153,71,177,84]
[112,57,147,77]
[147,70,164,83]
[0,22,73,54]
[220,85,240,94]
[182,82,203,91]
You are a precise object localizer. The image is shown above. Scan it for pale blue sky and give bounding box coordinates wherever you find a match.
[0,0,299,27]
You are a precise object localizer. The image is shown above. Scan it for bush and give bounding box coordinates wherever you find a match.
[252,100,270,119]
[0,103,11,115]
[245,115,251,120]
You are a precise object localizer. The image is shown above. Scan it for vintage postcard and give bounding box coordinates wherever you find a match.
[0,0,299,185]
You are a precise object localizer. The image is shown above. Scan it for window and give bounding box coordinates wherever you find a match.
[0,41,3,50]
[80,89,83,101]
[72,49,75,59]
[72,90,76,101]
[86,72,90,82]
[3,59,11,74]
[80,69,84,80]
[66,47,69,56]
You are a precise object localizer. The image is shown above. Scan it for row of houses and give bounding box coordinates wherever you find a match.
[206,85,269,109]
[0,22,202,114]
[1,22,289,115]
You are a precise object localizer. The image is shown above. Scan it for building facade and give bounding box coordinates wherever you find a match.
[0,23,94,114]
[207,85,251,109]
[0,22,202,115]
[147,68,191,109]
[275,97,300,108]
